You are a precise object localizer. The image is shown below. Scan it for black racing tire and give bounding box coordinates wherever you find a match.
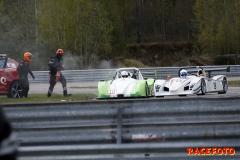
[218,78,228,94]
[178,95,186,97]
[145,83,150,97]
[7,81,23,98]
[200,78,206,95]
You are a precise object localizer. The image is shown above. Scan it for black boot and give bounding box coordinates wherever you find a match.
[64,94,72,97]
[47,89,52,97]
[63,90,72,97]
[25,88,29,98]
[21,87,28,98]
[47,90,52,97]
[47,93,51,97]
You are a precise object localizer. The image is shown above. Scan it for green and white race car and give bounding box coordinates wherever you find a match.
[98,67,155,99]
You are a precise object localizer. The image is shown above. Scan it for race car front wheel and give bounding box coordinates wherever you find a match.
[7,81,23,98]
[200,79,206,95]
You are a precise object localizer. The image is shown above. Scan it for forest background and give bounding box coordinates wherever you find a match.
[0,0,239,71]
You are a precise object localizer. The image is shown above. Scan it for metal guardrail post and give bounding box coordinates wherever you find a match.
[117,107,123,144]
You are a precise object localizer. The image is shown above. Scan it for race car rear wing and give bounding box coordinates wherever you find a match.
[179,66,230,78]
[203,66,230,78]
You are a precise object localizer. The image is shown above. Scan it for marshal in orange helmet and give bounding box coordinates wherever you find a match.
[23,52,34,62]
[56,49,64,55]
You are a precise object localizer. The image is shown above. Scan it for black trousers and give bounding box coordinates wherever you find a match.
[19,76,29,97]
[48,73,67,95]
[0,151,18,160]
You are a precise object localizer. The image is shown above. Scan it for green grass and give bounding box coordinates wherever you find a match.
[0,93,97,103]
[69,86,97,89]
[228,80,240,86]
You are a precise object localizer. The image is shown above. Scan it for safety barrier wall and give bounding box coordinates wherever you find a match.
[28,65,240,83]
[2,97,240,159]
[18,141,240,160]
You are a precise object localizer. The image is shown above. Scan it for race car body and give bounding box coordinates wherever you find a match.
[98,67,155,98]
[0,54,22,98]
[154,66,229,97]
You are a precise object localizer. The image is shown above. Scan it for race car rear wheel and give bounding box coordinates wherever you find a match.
[200,78,206,95]
[145,83,150,97]
[218,78,228,94]
[7,81,23,98]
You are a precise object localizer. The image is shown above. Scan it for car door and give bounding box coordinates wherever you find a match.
[5,59,19,84]
[0,57,7,93]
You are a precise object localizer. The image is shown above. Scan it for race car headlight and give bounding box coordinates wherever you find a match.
[155,85,161,92]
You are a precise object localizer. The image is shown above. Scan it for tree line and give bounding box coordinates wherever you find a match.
[0,0,238,70]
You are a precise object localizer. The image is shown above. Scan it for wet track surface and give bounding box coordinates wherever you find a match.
[29,82,240,99]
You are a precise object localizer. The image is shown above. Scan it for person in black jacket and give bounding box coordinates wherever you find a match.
[47,49,71,97]
[17,52,35,98]
[0,105,18,160]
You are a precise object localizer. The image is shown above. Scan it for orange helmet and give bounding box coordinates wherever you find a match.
[24,52,33,62]
[56,49,64,55]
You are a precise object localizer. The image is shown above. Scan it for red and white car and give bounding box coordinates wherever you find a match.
[0,54,22,98]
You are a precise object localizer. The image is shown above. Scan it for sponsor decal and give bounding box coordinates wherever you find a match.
[107,89,115,94]
[213,82,216,89]
[0,77,7,85]
[132,134,165,142]
[187,147,236,156]
[175,79,183,82]
[7,63,17,68]
[171,79,186,85]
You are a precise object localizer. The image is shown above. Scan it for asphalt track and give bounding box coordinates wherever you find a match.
[29,82,98,95]
[29,79,240,99]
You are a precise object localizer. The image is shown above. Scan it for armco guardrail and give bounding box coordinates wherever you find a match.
[3,97,240,146]
[18,140,240,160]
[2,97,240,159]
[28,65,240,83]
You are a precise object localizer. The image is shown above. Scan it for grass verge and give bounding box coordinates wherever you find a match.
[228,80,240,87]
[0,93,96,103]
[69,86,97,89]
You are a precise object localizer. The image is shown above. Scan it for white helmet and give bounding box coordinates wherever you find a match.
[180,69,188,77]
[197,69,204,76]
[121,71,129,78]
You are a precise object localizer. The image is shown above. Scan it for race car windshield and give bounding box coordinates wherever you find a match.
[0,58,6,69]
[117,69,139,79]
